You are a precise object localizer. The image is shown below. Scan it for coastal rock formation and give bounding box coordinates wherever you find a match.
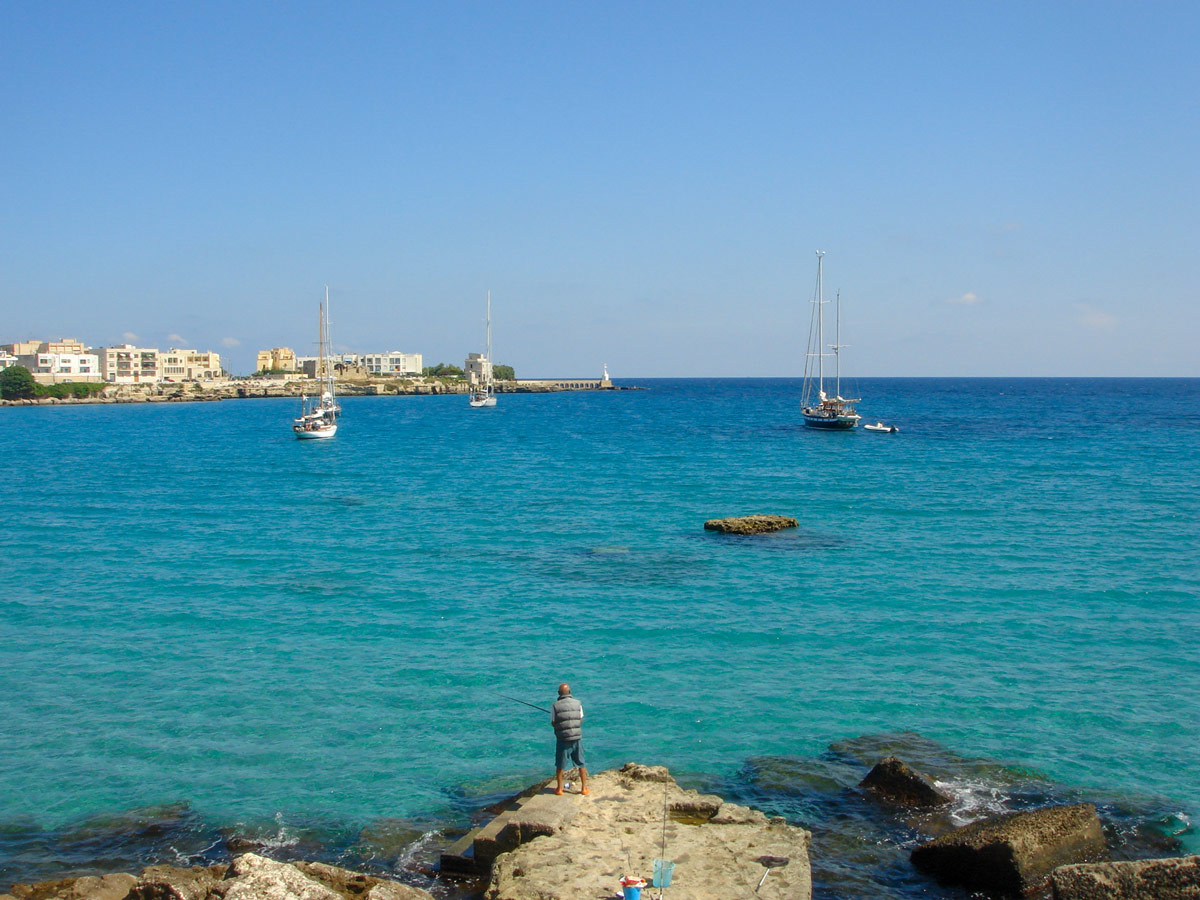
[703,515,798,535]
[4,874,137,900]
[859,756,952,808]
[481,762,811,900]
[911,803,1106,895]
[1051,855,1200,900]
[128,865,226,900]
[3,856,431,900]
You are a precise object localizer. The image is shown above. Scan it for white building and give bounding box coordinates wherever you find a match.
[0,351,17,371]
[18,350,101,383]
[362,351,423,376]
[464,352,491,387]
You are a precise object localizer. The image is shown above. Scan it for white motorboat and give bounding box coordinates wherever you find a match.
[864,422,899,433]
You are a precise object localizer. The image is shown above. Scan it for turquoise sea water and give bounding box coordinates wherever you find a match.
[2,378,1198,894]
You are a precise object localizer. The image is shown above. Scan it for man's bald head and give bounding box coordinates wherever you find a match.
[558,683,570,697]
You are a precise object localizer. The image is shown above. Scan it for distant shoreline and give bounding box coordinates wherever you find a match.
[0,378,636,408]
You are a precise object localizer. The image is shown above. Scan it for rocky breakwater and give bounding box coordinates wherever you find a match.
[1,854,432,900]
[450,763,810,900]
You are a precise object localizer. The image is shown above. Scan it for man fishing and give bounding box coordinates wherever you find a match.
[551,683,589,796]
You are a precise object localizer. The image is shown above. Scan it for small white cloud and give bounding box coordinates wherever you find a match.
[122,331,138,341]
[167,333,186,344]
[947,291,983,306]
[1075,303,1117,330]
[221,336,241,348]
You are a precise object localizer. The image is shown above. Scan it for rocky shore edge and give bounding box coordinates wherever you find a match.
[2,854,433,900]
[6,759,1196,900]
[0,380,637,407]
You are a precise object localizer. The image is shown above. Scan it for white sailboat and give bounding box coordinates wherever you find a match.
[293,286,339,439]
[801,251,861,430]
[469,291,497,408]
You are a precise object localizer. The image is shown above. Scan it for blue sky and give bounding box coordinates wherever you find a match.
[2,2,1197,376]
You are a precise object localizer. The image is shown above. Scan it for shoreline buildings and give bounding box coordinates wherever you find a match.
[1,339,222,385]
[258,348,423,378]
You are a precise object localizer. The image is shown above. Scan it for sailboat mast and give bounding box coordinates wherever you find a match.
[323,284,332,392]
[835,289,841,400]
[317,299,324,384]
[816,250,825,396]
[486,290,492,390]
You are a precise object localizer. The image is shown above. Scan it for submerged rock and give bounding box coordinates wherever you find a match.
[860,756,952,808]
[703,515,797,534]
[354,818,429,861]
[911,803,1106,895]
[1051,855,1200,900]
[481,762,811,900]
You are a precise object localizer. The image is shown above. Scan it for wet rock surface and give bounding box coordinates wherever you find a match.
[860,756,953,808]
[1051,855,1200,900]
[911,803,1107,895]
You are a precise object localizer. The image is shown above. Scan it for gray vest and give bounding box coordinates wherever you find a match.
[552,695,583,742]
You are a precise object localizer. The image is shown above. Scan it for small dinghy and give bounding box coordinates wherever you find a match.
[864,422,898,433]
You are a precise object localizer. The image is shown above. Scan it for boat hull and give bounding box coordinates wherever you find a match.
[294,424,337,439]
[803,415,859,430]
[803,406,860,429]
[469,395,497,408]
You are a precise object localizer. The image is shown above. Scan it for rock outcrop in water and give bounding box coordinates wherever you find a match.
[703,515,797,534]
[2,855,432,900]
[1050,855,1200,900]
[459,763,811,900]
[910,803,1106,895]
[859,756,952,808]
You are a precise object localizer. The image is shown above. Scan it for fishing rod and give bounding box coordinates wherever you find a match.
[496,693,551,714]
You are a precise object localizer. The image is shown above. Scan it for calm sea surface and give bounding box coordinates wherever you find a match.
[2,378,1198,896]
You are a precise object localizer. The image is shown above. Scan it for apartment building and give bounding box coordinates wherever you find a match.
[99,345,161,383]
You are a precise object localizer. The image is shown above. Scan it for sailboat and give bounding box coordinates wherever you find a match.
[293,286,339,439]
[469,291,497,408]
[801,251,861,430]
